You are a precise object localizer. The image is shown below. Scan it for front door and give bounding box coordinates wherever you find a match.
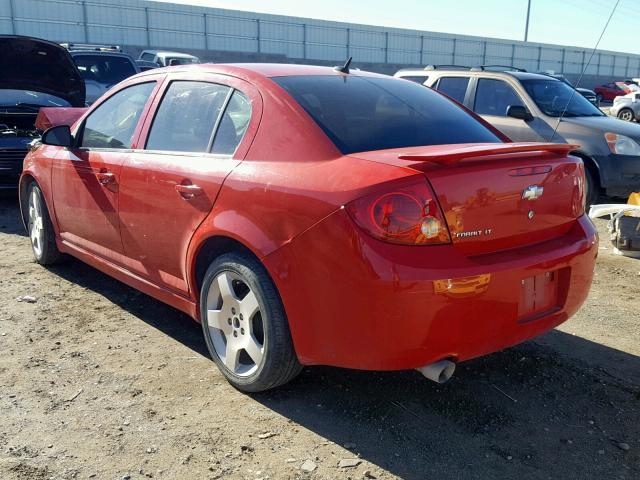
[473,78,547,142]
[51,81,159,261]
[118,76,257,296]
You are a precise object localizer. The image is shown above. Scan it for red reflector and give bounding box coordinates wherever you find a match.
[508,165,552,176]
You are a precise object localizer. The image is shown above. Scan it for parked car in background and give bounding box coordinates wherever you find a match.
[138,50,200,67]
[20,64,596,392]
[538,72,598,105]
[594,81,631,103]
[395,66,640,205]
[0,35,85,189]
[136,59,160,72]
[610,91,640,122]
[63,43,139,104]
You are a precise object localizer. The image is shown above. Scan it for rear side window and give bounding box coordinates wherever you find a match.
[273,76,500,155]
[81,82,155,149]
[211,91,252,155]
[435,77,470,103]
[473,78,524,116]
[146,81,230,153]
[140,52,155,62]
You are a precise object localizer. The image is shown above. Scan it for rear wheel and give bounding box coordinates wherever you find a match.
[200,252,302,392]
[617,108,635,122]
[27,183,62,265]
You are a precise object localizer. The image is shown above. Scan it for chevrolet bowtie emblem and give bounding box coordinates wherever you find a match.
[522,185,544,200]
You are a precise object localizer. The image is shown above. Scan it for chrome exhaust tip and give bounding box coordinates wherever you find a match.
[416,359,456,384]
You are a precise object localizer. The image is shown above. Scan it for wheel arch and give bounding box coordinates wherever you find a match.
[570,150,601,189]
[189,234,266,311]
[18,174,37,231]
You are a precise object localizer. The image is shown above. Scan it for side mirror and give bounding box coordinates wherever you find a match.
[41,125,73,147]
[506,105,533,121]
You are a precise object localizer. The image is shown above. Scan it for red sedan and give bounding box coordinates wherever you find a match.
[20,64,597,392]
[594,81,631,103]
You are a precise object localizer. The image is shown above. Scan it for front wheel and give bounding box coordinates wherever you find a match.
[584,167,599,209]
[617,108,635,122]
[27,183,62,265]
[200,252,302,392]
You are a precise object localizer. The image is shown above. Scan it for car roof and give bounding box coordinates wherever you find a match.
[396,68,561,82]
[135,63,388,79]
[69,50,134,59]
[143,50,197,57]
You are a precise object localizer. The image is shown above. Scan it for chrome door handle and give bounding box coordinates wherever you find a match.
[96,171,115,185]
[175,183,203,199]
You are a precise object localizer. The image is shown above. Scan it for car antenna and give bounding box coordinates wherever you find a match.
[334,56,353,74]
[549,0,619,142]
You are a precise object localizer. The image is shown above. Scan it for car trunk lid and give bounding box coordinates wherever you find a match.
[349,143,585,256]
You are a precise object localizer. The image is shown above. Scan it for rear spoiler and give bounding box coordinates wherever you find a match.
[398,143,579,165]
[35,107,88,131]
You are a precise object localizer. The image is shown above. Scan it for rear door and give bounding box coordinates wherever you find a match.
[118,73,260,296]
[51,80,159,262]
[472,77,546,142]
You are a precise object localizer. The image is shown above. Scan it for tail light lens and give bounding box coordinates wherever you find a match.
[346,178,451,245]
[573,161,586,217]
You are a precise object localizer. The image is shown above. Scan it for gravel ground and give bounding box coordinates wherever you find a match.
[0,193,638,480]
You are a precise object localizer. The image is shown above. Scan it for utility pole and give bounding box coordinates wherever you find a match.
[524,0,532,41]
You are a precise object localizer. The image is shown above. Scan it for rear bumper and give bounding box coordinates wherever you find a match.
[265,210,598,370]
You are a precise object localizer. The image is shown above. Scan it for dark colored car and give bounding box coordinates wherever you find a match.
[63,44,139,104]
[594,82,631,103]
[0,35,85,189]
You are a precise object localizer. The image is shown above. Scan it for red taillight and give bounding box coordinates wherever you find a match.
[574,161,586,217]
[346,178,451,245]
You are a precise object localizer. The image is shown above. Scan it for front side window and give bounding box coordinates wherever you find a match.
[273,75,500,155]
[211,91,252,155]
[521,79,604,117]
[146,81,231,153]
[474,78,524,116]
[140,52,155,62]
[81,82,155,149]
[435,77,470,103]
[74,54,137,85]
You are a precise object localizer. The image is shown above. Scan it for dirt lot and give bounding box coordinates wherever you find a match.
[0,193,638,480]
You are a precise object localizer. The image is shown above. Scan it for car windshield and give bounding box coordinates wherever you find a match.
[73,55,137,86]
[521,79,604,117]
[273,75,501,154]
[0,89,71,108]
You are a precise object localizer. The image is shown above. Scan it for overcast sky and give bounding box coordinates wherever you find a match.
[152,0,637,55]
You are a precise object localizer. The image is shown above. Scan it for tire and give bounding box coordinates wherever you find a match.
[584,166,599,210]
[617,108,635,122]
[596,93,603,105]
[200,252,302,392]
[26,183,63,265]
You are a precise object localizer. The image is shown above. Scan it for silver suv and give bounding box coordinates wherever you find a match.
[395,65,640,204]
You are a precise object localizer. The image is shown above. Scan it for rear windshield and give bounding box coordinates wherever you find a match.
[273,75,501,154]
[73,54,137,86]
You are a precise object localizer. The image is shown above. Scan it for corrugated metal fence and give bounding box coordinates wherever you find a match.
[1,0,639,78]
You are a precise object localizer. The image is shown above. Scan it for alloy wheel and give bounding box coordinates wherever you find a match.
[618,109,634,122]
[205,271,265,377]
[28,188,44,258]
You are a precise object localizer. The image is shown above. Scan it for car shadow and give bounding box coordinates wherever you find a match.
[45,256,640,480]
